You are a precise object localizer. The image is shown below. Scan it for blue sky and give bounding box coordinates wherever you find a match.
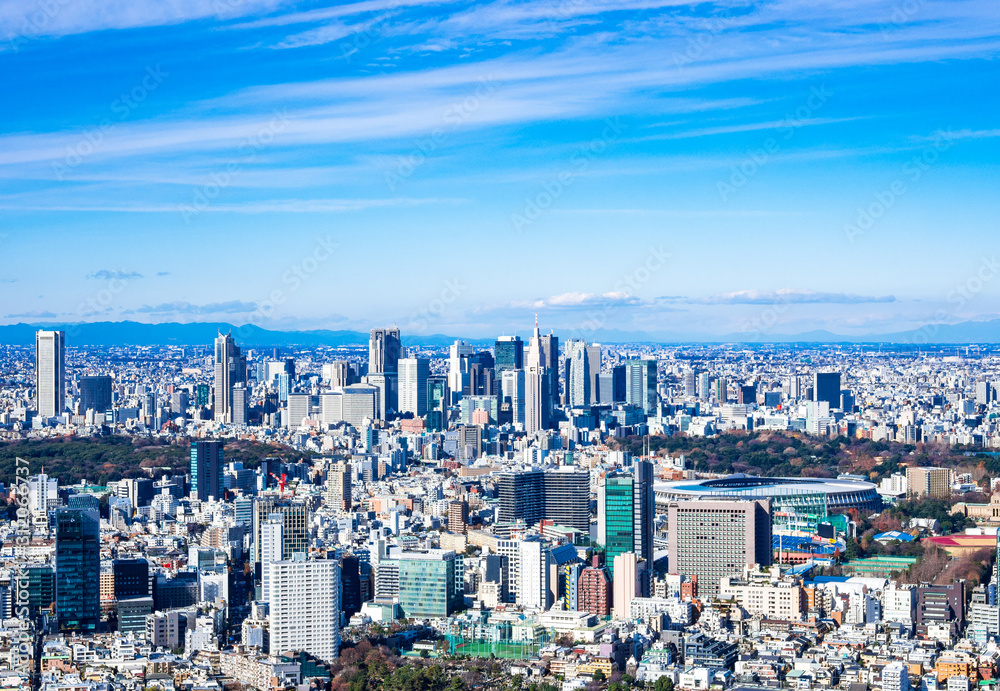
[1,0,998,340]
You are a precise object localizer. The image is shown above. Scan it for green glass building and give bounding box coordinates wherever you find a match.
[397,549,464,619]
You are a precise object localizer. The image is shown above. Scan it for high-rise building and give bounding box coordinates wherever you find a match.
[498,467,590,531]
[667,499,773,598]
[524,364,547,435]
[79,375,112,414]
[565,339,590,407]
[55,508,100,631]
[190,440,224,501]
[425,375,449,431]
[586,345,601,404]
[814,372,842,409]
[906,466,950,499]
[494,335,523,375]
[325,462,351,512]
[597,460,653,582]
[448,500,468,534]
[267,555,340,662]
[399,357,430,416]
[368,328,401,375]
[322,361,351,388]
[213,332,245,423]
[231,383,249,425]
[625,359,657,414]
[501,368,525,426]
[35,329,65,417]
[577,556,611,617]
[397,549,464,618]
[252,498,310,571]
[448,340,475,397]
[113,558,150,600]
[612,552,637,620]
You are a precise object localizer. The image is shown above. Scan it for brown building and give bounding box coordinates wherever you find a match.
[448,500,469,534]
[578,556,611,617]
[906,466,950,499]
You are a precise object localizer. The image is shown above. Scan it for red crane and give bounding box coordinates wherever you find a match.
[268,472,288,493]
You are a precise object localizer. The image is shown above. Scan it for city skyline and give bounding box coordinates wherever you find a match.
[2,0,999,338]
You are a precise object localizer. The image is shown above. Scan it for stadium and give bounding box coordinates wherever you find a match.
[655,474,883,528]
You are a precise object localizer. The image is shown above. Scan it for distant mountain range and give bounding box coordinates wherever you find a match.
[0,318,997,346]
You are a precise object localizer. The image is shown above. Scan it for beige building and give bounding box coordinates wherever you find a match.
[906,466,950,499]
[718,566,805,620]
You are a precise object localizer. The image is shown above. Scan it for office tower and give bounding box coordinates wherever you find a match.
[501,368,525,426]
[195,383,210,408]
[170,390,189,416]
[325,462,351,512]
[611,365,627,403]
[468,351,496,396]
[578,556,611,616]
[113,558,149,600]
[261,515,283,602]
[448,500,468,533]
[814,372,842,408]
[16,564,56,619]
[667,499,772,598]
[683,369,697,397]
[977,381,993,406]
[612,552,637,620]
[537,330,560,410]
[267,556,341,662]
[783,375,800,401]
[213,332,245,423]
[524,364,547,435]
[55,508,100,631]
[79,375,112,414]
[738,384,756,405]
[697,371,711,400]
[906,466,950,499]
[915,581,965,636]
[232,383,249,425]
[714,376,728,403]
[35,329,65,417]
[448,340,475,396]
[586,345,601,404]
[597,373,614,405]
[368,328,401,375]
[517,539,549,610]
[285,392,312,428]
[190,440,224,501]
[397,549,464,618]
[495,335,523,376]
[27,473,58,524]
[565,339,590,407]
[323,361,351,388]
[498,467,589,531]
[252,498,310,570]
[598,461,653,581]
[119,477,154,508]
[625,359,657,414]
[399,357,430,416]
[425,375,449,431]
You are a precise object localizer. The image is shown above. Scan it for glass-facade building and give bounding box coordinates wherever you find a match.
[397,550,464,619]
[55,508,100,632]
[191,440,224,501]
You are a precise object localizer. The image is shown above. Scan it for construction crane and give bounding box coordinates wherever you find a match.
[268,472,288,494]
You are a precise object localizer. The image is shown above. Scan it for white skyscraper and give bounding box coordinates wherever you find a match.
[565,339,590,407]
[525,365,545,436]
[267,555,341,662]
[213,332,244,423]
[448,340,474,396]
[399,357,429,416]
[501,369,525,427]
[35,329,65,418]
[517,538,549,611]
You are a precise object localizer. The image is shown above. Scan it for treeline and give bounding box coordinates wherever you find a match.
[0,436,314,487]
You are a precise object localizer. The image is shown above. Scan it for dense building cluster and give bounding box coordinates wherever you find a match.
[2,329,1000,691]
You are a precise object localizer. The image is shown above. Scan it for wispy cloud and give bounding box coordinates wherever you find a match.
[129,300,258,315]
[664,289,898,305]
[5,310,57,319]
[87,269,142,280]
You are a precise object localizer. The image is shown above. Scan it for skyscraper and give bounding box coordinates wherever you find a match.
[325,462,352,512]
[494,335,523,375]
[397,549,464,618]
[190,440,224,501]
[667,498,773,598]
[497,467,589,532]
[399,357,430,416]
[814,372,842,409]
[55,508,100,631]
[35,329,65,417]
[213,332,245,423]
[267,555,341,662]
[625,359,657,414]
[524,364,547,435]
[368,328,401,375]
[565,339,590,407]
[598,460,653,582]
[501,368,525,426]
[79,375,112,414]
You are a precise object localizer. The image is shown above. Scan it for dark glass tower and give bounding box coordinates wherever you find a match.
[191,440,224,501]
[55,508,100,632]
[80,375,113,414]
[494,336,523,375]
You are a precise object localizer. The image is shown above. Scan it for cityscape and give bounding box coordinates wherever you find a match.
[2,2,1000,691]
